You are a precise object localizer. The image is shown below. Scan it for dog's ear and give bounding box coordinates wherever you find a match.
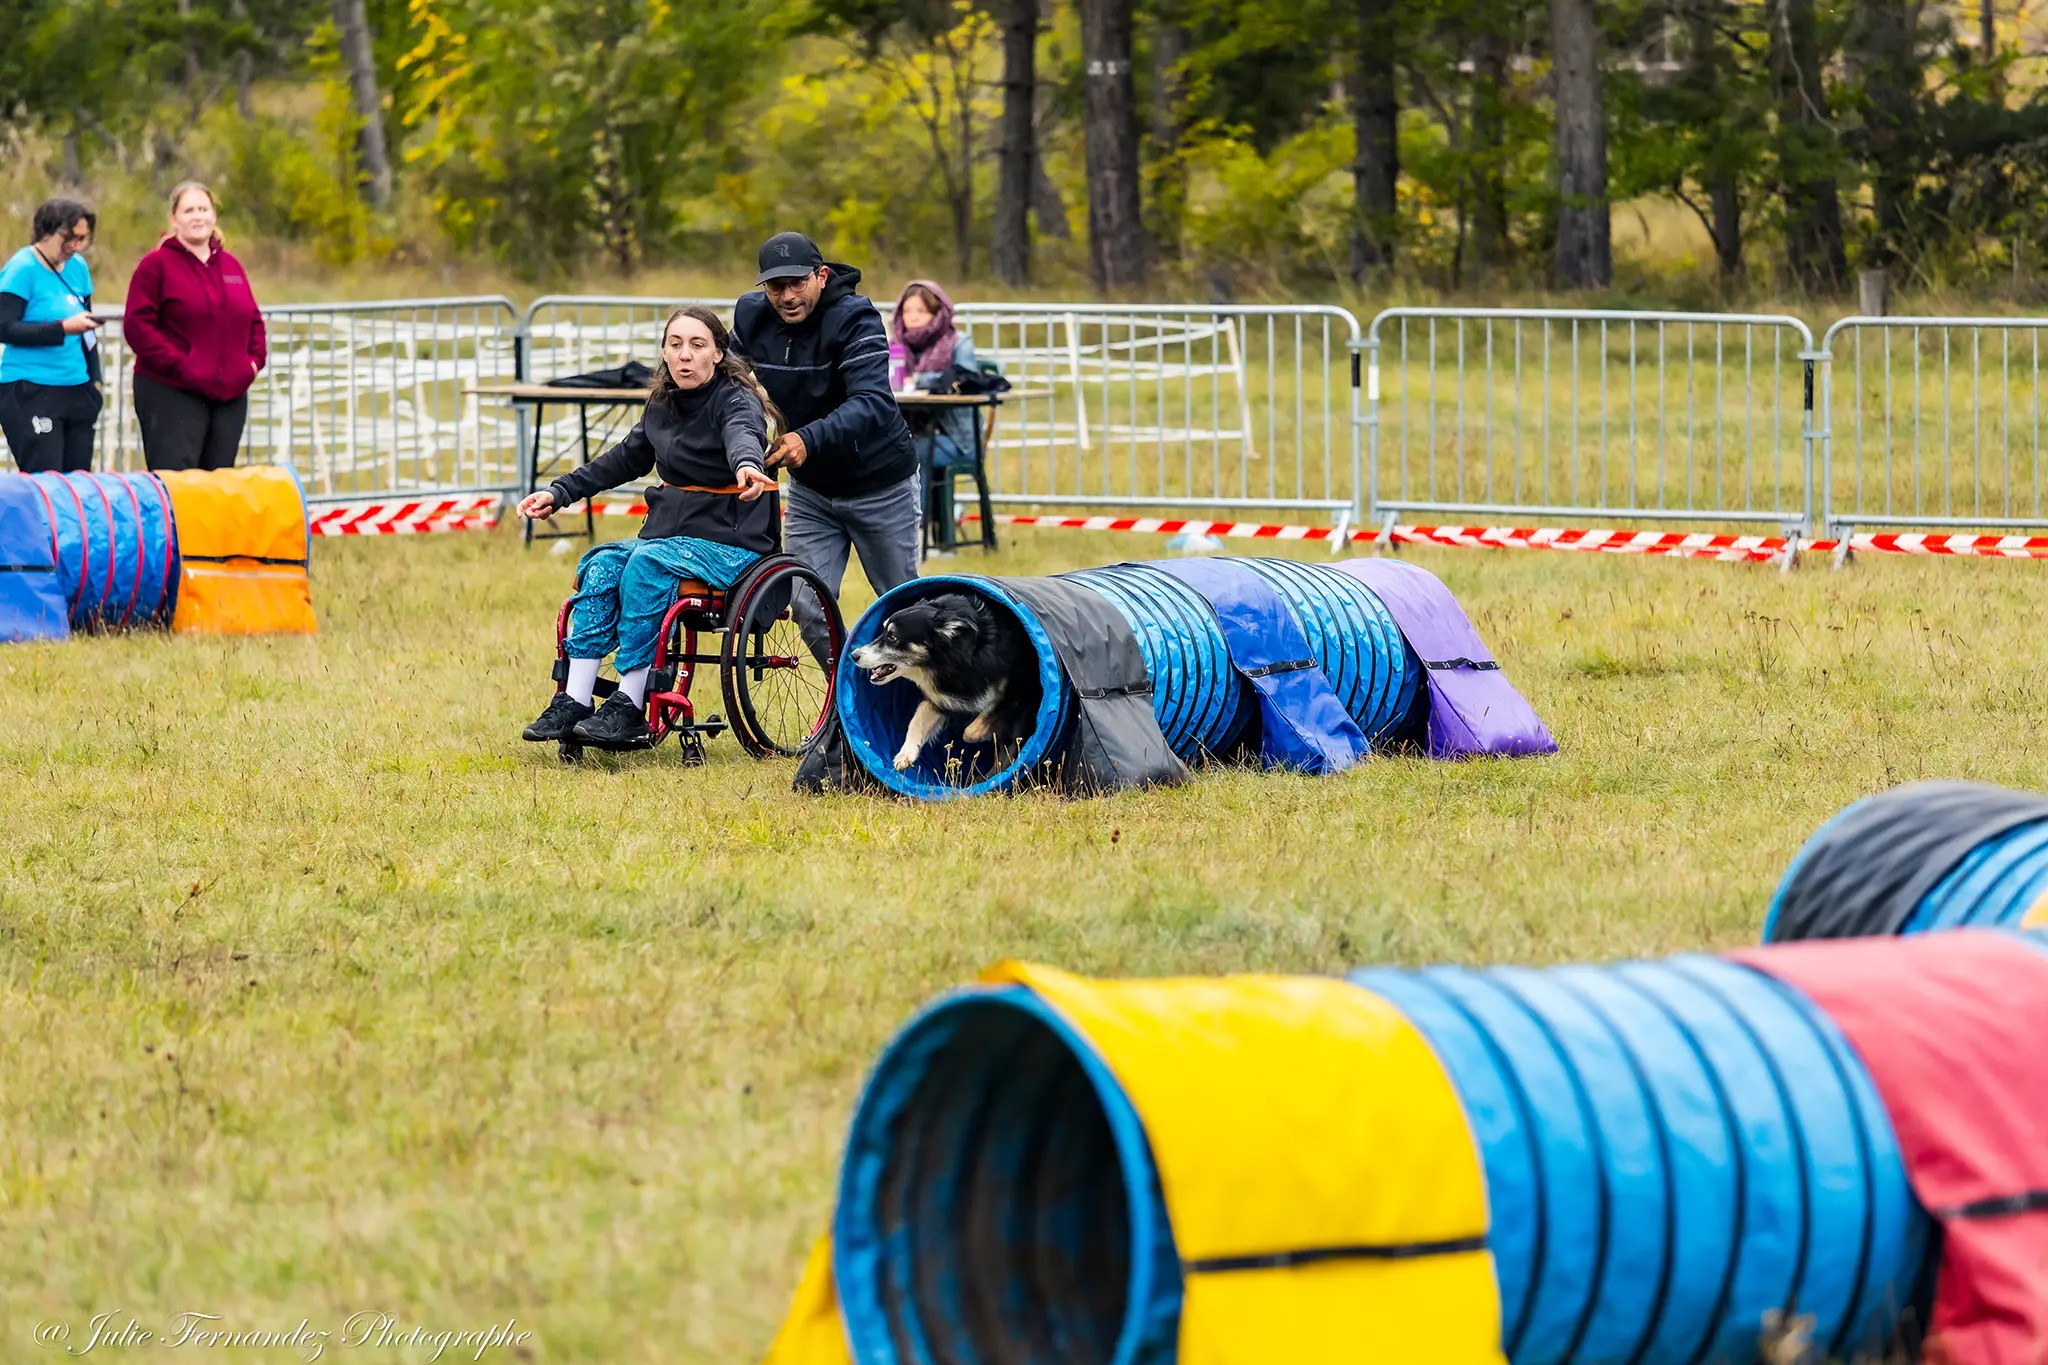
[936,617,975,642]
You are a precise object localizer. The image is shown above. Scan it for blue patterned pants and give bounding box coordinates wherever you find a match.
[564,536,763,673]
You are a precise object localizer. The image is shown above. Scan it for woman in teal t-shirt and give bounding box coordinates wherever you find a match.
[0,198,104,473]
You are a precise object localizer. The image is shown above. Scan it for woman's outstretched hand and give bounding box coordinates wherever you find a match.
[517,489,558,520]
[736,466,778,502]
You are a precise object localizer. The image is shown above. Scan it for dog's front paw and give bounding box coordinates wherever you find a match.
[892,744,920,771]
[963,715,992,743]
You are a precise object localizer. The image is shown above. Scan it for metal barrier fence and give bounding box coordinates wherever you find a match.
[13,292,2048,540]
[514,296,1364,519]
[955,303,1360,517]
[1819,316,2048,537]
[22,297,524,505]
[1359,308,1819,537]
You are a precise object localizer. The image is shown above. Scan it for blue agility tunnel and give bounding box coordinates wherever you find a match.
[8,472,177,634]
[815,949,1932,1365]
[0,475,67,642]
[829,556,1545,800]
[1765,780,2048,940]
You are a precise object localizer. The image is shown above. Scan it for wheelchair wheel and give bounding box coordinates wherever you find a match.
[721,559,842,758]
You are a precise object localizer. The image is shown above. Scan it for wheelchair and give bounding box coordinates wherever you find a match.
[547,552,844,765]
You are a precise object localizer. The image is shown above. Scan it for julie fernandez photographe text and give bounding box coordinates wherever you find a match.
[33,1311,534,1362]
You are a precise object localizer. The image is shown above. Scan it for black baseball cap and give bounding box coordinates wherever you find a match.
[756,231,824,284]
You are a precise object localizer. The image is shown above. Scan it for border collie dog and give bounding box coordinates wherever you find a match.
[850,593,1037,771]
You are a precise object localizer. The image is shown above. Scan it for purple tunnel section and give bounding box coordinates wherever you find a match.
[1330,558,1556,760]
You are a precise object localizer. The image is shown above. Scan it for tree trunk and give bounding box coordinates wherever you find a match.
[234,50,255,119]
[1148,13,1191,262]
[993,0,1037,285]
[1549,0,1611,289]
[1471,33,1511,271]
[1773,0,1845,292]
[61,131,81,184]
[1078,0,1147,291]
[331,0,393,209]
[1684,4,1741,277]
[952,46,975,279]
[1852,0,1920,269]
[1709,175,1742,277]
[230,0,255,118]
[1031,146,1071,239]
[1349,0,1399,277]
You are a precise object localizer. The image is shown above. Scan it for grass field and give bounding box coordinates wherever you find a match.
[4,525,2046,1362]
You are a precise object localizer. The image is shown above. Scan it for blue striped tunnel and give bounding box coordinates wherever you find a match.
[1355,959,1931,1365]
[1764,782,2048,940]
[836,557,1424,798]
[18,472,177,630]
[829,955,1931,1365]
[1903,820,2048,930]
[1063,563,1247,760]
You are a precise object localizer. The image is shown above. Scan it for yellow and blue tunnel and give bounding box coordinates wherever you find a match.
[755,928,2048,1365]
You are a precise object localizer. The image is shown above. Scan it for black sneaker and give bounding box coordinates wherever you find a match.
[571,693,655,750]
[523,693,593,742]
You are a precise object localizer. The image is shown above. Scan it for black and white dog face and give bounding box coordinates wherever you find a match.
[851,594,1035,771]
[848,599,972,696]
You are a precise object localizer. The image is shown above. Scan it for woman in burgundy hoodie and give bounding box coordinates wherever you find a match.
[121,181,267,471]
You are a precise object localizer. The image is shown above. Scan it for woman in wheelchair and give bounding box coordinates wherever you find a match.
[518,305,782,750]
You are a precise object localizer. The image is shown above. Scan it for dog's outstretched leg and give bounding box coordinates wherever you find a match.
[963,709,996,744]
[895,701,946,771]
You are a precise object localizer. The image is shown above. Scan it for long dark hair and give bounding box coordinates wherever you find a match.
[651,305,783,435]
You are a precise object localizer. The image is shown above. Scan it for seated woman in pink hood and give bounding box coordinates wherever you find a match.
[890,280,985,544]
[121,182,267,472]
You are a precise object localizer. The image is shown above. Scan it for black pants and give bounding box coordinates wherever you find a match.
[0,379,100,473]
[135,373,246,471]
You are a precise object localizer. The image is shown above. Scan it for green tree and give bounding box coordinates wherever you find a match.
[399,0,782,274]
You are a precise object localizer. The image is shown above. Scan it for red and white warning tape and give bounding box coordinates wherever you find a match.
[1840,532,2048,558]
[309,494,503,535]
[974,513,1790,562]
[970,514,2048,562]
[305,494,2048,562]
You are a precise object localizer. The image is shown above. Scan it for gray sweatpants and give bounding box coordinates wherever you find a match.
[784,473,922,661]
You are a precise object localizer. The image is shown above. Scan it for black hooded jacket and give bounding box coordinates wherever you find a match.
[731,263,917,498]
[546,371,777,553]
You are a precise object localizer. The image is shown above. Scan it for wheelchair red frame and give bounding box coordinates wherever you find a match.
[548,552,843,763]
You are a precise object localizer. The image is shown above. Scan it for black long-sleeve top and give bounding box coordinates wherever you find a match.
[547,371,776,552]
[0,292,103,385]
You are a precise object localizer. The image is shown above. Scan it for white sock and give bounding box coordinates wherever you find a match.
[566,658,601,706]
[617,667,651,706]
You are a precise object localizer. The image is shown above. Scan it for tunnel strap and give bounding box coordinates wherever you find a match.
[1938,1189,2048,1221]
[983,961,1505,1365]
[1242,658,1316,679]
[1074,681,1154,699]
[1187,1235,1489,1273]
[1424,657,1501,672]
[176,553,310,567]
